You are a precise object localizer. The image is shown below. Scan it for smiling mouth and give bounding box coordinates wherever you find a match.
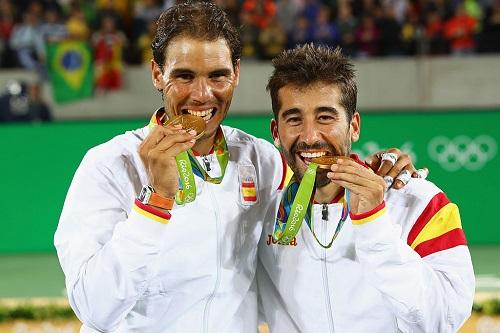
[181,107,217,122]
[298,151,331,165]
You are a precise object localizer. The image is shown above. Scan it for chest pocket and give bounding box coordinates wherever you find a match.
[238,164,259,206]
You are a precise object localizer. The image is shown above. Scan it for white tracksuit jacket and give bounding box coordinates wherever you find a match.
[258,179,475,333]
[54,124,283,333]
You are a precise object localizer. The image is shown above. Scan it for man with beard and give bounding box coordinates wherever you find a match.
[257,44,474,332]
[55,2,422,332]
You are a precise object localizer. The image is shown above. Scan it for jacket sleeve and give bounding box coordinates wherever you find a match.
[54,150,170,332]
[350,194,475,333]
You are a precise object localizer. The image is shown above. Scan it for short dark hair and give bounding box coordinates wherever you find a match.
[152,1,242,71]
[267,44,357,122]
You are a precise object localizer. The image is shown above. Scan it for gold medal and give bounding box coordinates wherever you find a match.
[164,114,206,139]
[309,155,353,169]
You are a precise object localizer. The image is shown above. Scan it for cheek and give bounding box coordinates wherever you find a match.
[213,83,235,102]
[164,81,190,100]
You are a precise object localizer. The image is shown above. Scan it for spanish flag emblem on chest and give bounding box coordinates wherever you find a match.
[238,164,258,205]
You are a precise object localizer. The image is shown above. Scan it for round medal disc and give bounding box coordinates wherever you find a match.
[309,155,352,169]
[164,114,206,139]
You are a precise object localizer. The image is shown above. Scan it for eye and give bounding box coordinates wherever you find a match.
[285,117,301,125]
[318,114,336,122]
[175,73,194,81]
[210,72,228,81]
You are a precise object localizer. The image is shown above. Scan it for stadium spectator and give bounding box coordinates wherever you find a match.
[9,11,45,74]
[287,14,313,48]
[276,0,301,33]
[137,18,156,64]
[66,2,90,40]
[0,0,15,67]
[310,5,340,46]
[337,1,358,56]
[258,16,287,59]
[425,10,448,54]
[477,0,500,52]
[356,14,380,56]
[132,0,162,40]
[444,3,478,55]
[92,14,127,92]
[40,7,68,43]
[401,10,421,55]
[241,0,277,29]
[378,3,403,55]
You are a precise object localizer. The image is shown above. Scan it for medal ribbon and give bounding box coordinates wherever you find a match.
[273,163,350,248]
[148,110,229,205]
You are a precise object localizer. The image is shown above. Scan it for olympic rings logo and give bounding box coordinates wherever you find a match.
[428,135,497,171]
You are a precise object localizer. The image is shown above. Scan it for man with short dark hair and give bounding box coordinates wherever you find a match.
[55,3,422,332]
[257,44,475,332]
[55,3,283,332]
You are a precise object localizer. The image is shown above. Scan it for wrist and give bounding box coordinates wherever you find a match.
[138,185,175,210]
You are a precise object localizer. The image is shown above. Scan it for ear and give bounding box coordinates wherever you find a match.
[151,60,165,91]
[233,59,240,86]
[270,118,280,148]
[350,112,360,143]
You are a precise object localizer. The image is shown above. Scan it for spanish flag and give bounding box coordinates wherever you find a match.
[407,192,467,257]
[46,41,93,103]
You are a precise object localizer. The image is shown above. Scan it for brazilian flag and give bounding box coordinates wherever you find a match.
[47,41,93,103]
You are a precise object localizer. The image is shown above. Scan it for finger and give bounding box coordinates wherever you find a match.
[386,155,416,180]
[364,154,382,172]
[141,124,184,153]
[329,178,385,199]
[328,169,384,189]
[412,167,429,179]
[375,149,400,176]
[153,129,197,155]
[334,158,379,180]
[392,169,412,189]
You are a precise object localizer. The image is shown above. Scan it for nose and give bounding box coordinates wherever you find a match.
[300,118,322,145]
[191,77,213,103]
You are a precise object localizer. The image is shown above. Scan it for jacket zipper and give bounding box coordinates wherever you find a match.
[203,185,221,333]
[321,204,335,333]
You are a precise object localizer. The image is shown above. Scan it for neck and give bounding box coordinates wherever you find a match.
[192,134,215,155]
[314,182,344,204]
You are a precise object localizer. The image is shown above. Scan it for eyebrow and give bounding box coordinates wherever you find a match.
[280,106,340,119]
[170,68,232,77]
[316,106,339,116]
[280,108,301,120]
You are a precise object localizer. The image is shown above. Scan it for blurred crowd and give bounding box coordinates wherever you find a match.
[0,0,499,69]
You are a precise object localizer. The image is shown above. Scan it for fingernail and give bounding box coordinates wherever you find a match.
[327,172,334,178]
[188,130,196,136]
[337,158,343,164]
[331,164,338,171]
[189,139,196,143]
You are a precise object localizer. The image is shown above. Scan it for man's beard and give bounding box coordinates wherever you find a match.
[283,137,351,188]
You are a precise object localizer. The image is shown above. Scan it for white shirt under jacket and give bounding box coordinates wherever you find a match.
[258,179,475,333]
[54,124,283,333]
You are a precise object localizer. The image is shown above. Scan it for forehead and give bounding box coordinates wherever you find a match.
[277,82,344,115]
[164,36,233,71]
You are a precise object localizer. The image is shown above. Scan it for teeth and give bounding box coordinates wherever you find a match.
[186,108,215,118]
[300,151,327,158]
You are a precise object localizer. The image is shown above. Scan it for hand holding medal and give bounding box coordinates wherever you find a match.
[326,156,386,216]
[138,110,204,202]
[273,155,353,248]
[162,114,206,205]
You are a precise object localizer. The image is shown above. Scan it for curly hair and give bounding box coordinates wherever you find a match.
[152,1,242,71]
